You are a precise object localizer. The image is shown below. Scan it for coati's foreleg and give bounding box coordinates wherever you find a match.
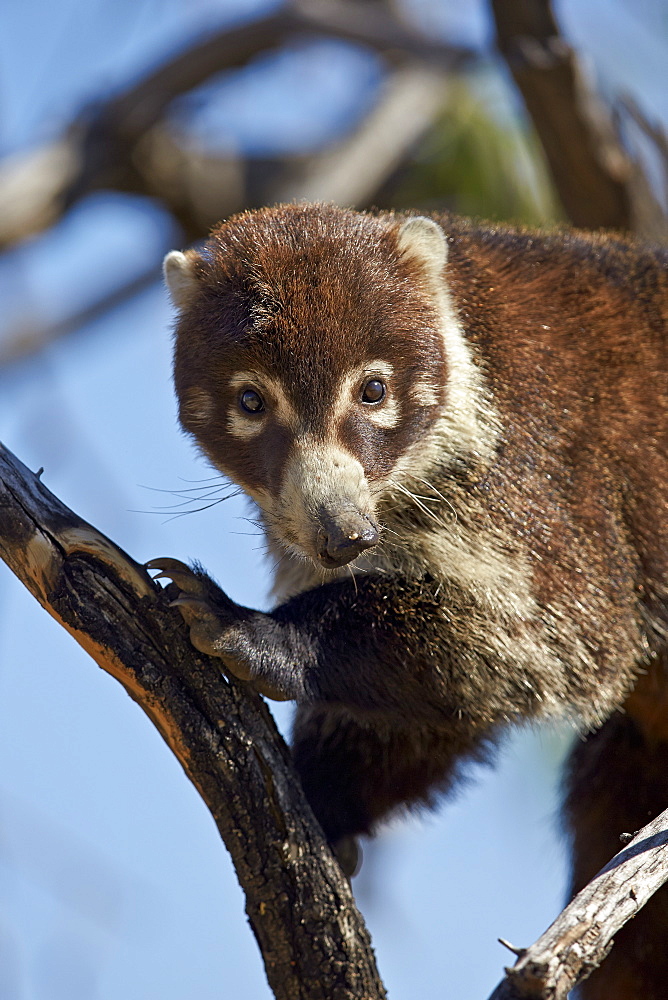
[147,558,517,729]
[564,704,668,1000]
[148,558,507,853]
[292,704,496,847]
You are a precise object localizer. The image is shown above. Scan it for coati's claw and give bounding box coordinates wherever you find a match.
[147,556,290,701]
[145,557,208,596]
[332,836,361,879]
[147,558,233,658]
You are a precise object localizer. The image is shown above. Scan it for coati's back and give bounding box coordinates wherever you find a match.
[162,203,668,999]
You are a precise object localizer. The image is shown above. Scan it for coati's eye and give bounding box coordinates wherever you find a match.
[361,379,386,404]
[239,388,265,414]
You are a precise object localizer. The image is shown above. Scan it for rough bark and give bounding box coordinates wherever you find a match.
[488,807,668,999]
[0,441,386,1000]
[4,436,668,998]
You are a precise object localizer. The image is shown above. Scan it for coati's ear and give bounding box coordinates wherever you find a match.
[397,217,448,280]
[163,249,200,310]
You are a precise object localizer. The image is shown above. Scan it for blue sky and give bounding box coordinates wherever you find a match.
[0,1,665,998]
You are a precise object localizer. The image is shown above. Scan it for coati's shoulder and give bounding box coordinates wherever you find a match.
[433,209,668,268]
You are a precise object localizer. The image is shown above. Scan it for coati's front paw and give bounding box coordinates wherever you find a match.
[146,558,290,702]
[146,557,241,660]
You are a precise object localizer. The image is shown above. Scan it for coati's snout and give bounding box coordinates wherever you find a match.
[278,441,379,569]
[315,506,379,568]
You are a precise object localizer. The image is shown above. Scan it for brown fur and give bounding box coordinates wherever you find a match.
[163,203,668,996]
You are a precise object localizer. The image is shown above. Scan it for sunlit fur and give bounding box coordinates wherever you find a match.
[165,202,668,998]
[167,203,665,732]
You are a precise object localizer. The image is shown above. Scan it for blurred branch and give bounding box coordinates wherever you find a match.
[0,3,476,250]
[0,264,162,367]
[616,94,668,239]
[488,806,668,999]
[0,440,387,1000]
[3,0,665,256]
[491,0,668,239]
[291,0,475,68]
[273,65,450,205]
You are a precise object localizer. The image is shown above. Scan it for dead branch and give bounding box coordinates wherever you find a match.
[273,64,450,205]
[0,2,475,250]
[491,0,668,239]
[488,806,668,999]
[0,440,386,1000]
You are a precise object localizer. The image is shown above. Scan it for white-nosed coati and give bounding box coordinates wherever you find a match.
[149,202,668,999]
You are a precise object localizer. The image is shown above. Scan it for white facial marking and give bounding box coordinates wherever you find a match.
[410,377,441,408]
[226,370,298,440]
[226,410,264,439]
[333,360,400,430]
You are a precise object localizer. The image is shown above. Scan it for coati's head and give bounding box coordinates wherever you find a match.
[165,203,492,572]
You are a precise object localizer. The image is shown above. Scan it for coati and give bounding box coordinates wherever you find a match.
[150,202,668,999]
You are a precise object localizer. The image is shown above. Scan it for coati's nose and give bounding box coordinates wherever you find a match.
[316,511,379,568]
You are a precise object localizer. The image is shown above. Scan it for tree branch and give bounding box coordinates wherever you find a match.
[488,806,668,999]
[4,435,668,998]
[491,0,668,238]
[273,65,450,206]
[0,440,386,1000]
[0,3,475,250]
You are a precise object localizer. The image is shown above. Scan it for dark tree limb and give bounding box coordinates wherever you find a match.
[488,806,668,999]
[491,0,668,239]
[4,435,668,998]
[0,441,386,1000]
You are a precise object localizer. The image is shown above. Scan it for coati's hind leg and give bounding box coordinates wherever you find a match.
[564,692,668,1000]
[292,705,495,866]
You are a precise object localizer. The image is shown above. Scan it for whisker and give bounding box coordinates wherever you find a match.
[389,480,441,523]
[176,474,229,483]
[239,516,265,530]
[139,482,236,497]
[379,525,401,539]
[251,543,274,554]
[408,475,458,522]
[159,497,235,521]
[146,491,240,510]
